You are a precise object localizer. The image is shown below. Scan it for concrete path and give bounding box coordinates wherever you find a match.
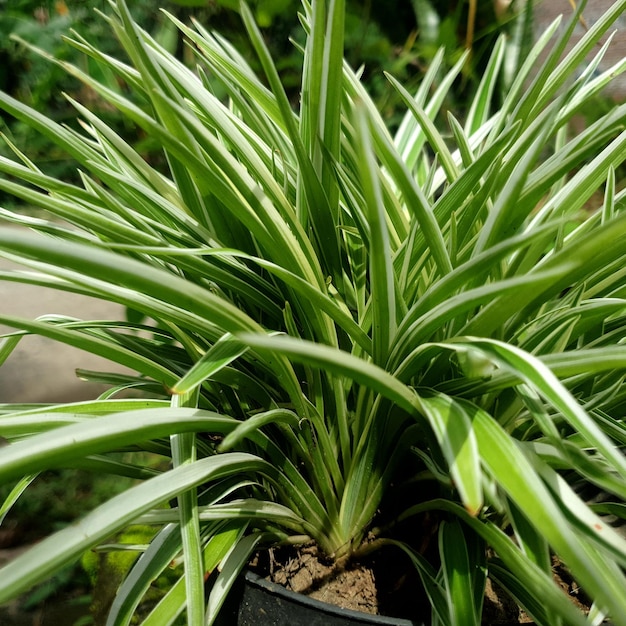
[0,255,130,404]
[534,0,626,100]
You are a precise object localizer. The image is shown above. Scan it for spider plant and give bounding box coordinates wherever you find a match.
[1,0,626,624]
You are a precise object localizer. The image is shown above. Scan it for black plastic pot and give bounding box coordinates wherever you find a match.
[215,570,541,625]
[232,571,425,626]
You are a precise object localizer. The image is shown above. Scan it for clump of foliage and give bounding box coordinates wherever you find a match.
[0,0,625,625]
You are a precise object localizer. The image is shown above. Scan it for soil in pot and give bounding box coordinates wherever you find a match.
[249,543,424,621]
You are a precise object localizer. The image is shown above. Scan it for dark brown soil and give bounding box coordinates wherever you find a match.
[251,542,424,620]
[482,578,533,624]
[264,544,379,614]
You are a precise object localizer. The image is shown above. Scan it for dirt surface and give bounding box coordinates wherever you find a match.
[265,544,380,615]
[253,542,426,620]
[483,578,534,624]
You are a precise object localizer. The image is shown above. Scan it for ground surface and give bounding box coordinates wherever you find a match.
[0,249,129,404]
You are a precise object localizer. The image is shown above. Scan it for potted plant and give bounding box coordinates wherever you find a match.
[1,0,625,624]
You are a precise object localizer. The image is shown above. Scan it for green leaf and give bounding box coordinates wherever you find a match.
[172,334,248,395]
[106,523,182,626]
[139,521,246,626]
[170,390,204,626]
[421,394,482,516]
[464,35,506,135]
[206,531,269,624]
[0,474,38,526]
[439,521,479,626]
[353,104,397,366]
[219,408,300,452]
[0,408,238,484]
